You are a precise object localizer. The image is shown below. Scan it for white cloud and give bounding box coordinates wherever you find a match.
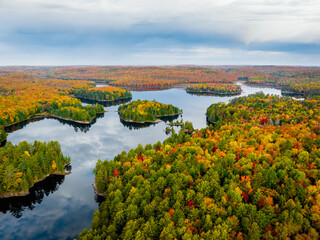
[131,46,316,66]
[1,0,319,44]
[0,0,319,65]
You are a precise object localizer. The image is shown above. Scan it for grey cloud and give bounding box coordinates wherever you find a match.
[1,0,319,43]
[0,0,319,65]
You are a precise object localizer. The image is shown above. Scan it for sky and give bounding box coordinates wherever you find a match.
[0,0,319,66]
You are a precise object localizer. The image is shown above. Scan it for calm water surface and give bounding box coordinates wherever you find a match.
[0,83,281,240]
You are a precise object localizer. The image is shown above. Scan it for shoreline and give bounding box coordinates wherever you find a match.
[119,111,183,124]
[4,111,105,130]
[119,116,162,124]
[72,95,132,103]
[0,163,71,199]
[186,90,241,96]
[92,183,105,197]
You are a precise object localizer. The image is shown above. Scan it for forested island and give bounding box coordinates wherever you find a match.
[80,93,320,239]
[0,141,70,198]
[72,86,132,102]
[118,100,182,123]
[186,83,241,96]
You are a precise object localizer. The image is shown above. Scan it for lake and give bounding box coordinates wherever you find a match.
[0,83,281,240]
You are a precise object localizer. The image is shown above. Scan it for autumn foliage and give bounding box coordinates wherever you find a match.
[25,66,237,88]
[81,93,320,239]
[118,99,182,123]
[5,65,320,96]
[186,83,241,96]
[72,86,132,102]
[0,141,70,197]
[0,74,104,142]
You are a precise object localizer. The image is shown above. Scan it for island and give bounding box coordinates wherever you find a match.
[186,83,241,96]
[0,140,71,198]
[72,86,132,102]
[118,99,182,123]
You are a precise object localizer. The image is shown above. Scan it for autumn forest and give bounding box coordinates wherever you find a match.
[1,65,320,239]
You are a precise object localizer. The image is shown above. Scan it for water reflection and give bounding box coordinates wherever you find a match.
[281,91,305,98]
[77,97,132,107]
[186,92,241,97]
[94,194,105,206]
[5,113,105,134]
[119,86,171,92]
[0,140,6,147]
[159,114,181,123]
[119,114,181,130]
[119,118,157,130]
[0,175,65,218]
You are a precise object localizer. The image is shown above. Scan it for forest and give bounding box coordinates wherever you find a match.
[0,73,105,196]
[186,83,241,96]
[118,100,182,123]
[0,74,104,143]
[80,92,320,239]
[0,66,320,239]
[11,65,319,96]
[206,92,319,129]
[24,66,236,87]
[72,86,132,102]
[0,140,70,198]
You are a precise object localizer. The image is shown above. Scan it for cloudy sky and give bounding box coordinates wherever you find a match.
[0,0,319,66]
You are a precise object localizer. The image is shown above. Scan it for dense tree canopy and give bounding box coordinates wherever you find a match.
[80,93,320,239]
[206,92,320,129]
[282,83,320,97]
[186,83,241,96]
[0,141,70,197]
[118,100,182,123]
[72,86,132,102]
[23,66,236,88]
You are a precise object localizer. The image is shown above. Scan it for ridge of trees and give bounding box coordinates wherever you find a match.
[4,66,320,96]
